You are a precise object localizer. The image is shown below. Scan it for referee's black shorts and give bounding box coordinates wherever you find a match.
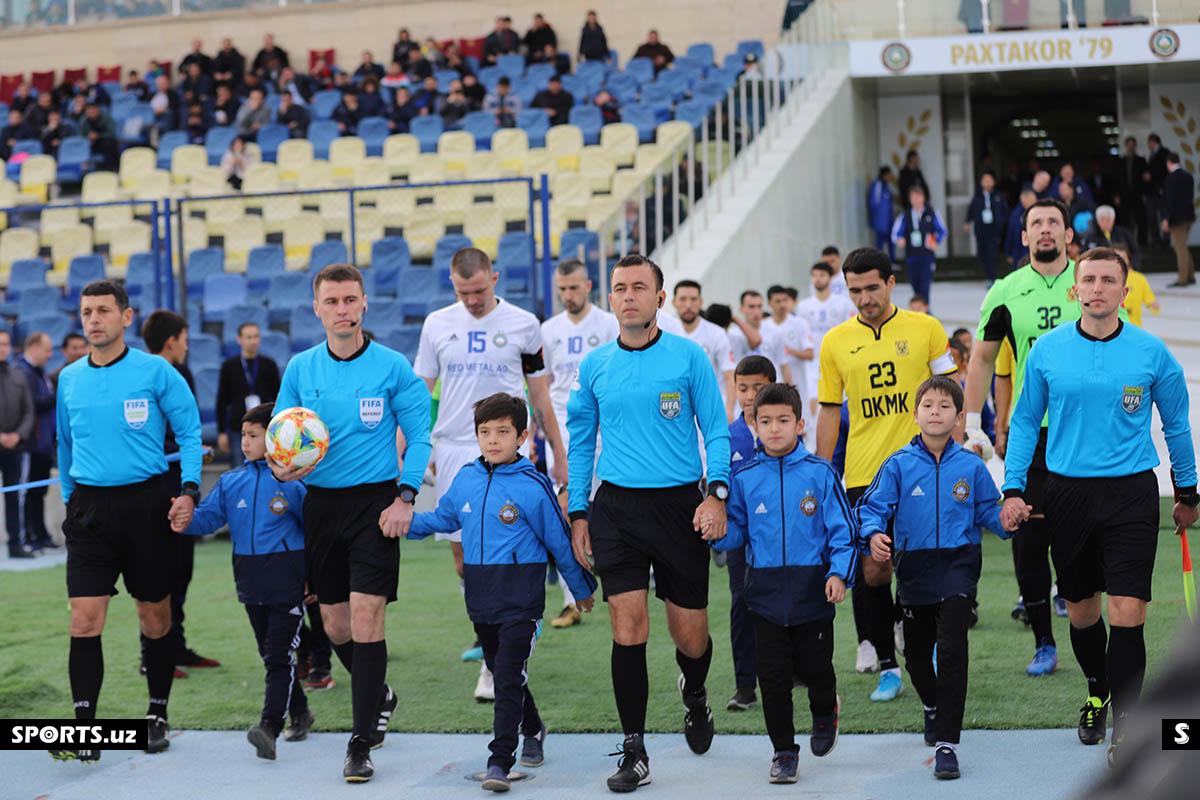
[1043,470,1159,602]
[304,481,400,605]
[589,481,709,609]
[64,473,175,602]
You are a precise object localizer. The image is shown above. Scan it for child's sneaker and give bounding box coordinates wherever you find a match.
[247,723,277,760]
[768,749,799,783]
[283,708,314,742]
[810,695,839,757]
[481,764,511,792]
[519,724,546,767]
[933,745,960,780]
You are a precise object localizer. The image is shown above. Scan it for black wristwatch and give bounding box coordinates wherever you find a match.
[180,482,201,504]
[397,484,418,505]
[707,481,729,502]
[1178,488,1200,508]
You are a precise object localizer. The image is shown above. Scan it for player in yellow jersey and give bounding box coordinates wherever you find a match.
[816,248,957,702]
[1111,244,1158,327]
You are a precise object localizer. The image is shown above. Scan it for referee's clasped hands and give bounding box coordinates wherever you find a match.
[167,495,195,533]
[693,495,728,542]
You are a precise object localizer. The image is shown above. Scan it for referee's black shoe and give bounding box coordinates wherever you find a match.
[1077,696,1109,745]
[364,684,397,749]
[49,748,100,763]
[677,674,715,755]
[145,715,170,754]
[343,736,375,783]
[606,734,650,793]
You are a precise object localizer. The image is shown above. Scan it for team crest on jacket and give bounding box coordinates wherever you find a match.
[952,479,971,502]
[123,399,149,430]
[659,391,682,419]
[1122,385,1144,414]
[800,495,818,516]
[895,340,909,356]
[359,397,384,429]
[269,494,289,515]
[498,503,519,524]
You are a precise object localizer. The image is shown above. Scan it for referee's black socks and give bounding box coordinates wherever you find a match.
[332,640,355,673]
[142,633,175,720]
[351,640,387,739]
[676,636,713,697]
[612,642,648,737]
[1069,619,1109,701]
[69,635,103,720]
[1107,624,1145,736]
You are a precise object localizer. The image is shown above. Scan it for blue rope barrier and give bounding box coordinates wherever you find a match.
[0,449,210,495]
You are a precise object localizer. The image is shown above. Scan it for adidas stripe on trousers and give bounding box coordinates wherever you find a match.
[245,604,310,732]
[475,619,543,771]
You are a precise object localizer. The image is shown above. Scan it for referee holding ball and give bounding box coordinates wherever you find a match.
[567,255,731,793]
[271,264,432,783]
[54,281,203,760]
[1001,248,1198,767]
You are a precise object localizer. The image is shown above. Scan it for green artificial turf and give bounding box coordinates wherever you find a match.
[0,498,1188,735]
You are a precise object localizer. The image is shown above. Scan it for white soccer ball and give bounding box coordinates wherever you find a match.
[266,407,331,470]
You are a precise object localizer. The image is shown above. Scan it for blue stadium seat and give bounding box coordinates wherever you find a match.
[365,297,399,329]
[576,60,606,93]
[202,273,247,322]
[66,255,106,304]
[397,266,436,308]
[641,84,675,121]
[110,93,138,123]
[56,137,91,183]
[435,69,461,94]
[378,324,421,362]
[621,103,659,143]
[188,332,222,371]
[18,287,62,323]
[525,62,555,90]
[625,58,654,87]
[737,40,765,60]
[357,116,390,157]
[674,100,709,133]
[692,79,727,103]
[569,105,603,146]
[516,109,549,148]
[259,329,290,370]
[722,53,744,71]
[308,239,347,272]
[118,104,154,148]
[288,305,325,352]
[410,116,443,153]
[559,229,600,285]
[205,127,237,166]
[18,313,73,348]
[125,252,159,304]
[559,74,588,104]
[496,231,534,269]
[267,272,310,325]
[127,335,147,352]
[6,259,49,302]
[186,247,226,298]
[193,365,220,435]
[673,56,706,79]
[433,234,472,274]
[710,67,741,90]
[512,79,538,108]
[462,111,498,150]
[5,141,40,179]
[686,43,716,66]
[256,123,289,163]
[311,90,342,120]
[501,264,532,298]
[222,304,270,355]
[307,120,340,160]
[246,244,286,301]
[497,53,526,80]
[370,236,410,296]
[156,131,188,170]
[477,66,503,92]
[605,72,640,106]
[656,69,691,102]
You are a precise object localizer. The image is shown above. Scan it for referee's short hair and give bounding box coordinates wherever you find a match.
[611,254,663,291]
[242,402,274,429]
[915,375,964,413]
[752,382,803,421]
[555,258,587,277]
[474,392,528,435]
[142,310,187,355]
[1022,197,1069,231]
[1075,246,1129,281]
[843,247,893,280]
[313,263,364,294]
[80,280,129,311]
[735,355,776,382]
[452,247,493,278]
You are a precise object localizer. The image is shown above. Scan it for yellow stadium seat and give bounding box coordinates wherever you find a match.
[318,192,350,234]
[224,215,265,267]
[277,139,314,184]
[19,155,56,202]
[587,195,619,230]
[407,154,443,187]
[0,227,38,271]
[404,205,443,261]
[119,147,156,190]
[434,184,471,226]
[353,158,390,203]
[466,152,499,183]
[437,131,475,175]
[110,221,151,273]
[495,179,530,224]
[0,179,16,230]
[298,161,335,191]
[520,148,554,179]
[353,208,383,264]
[132,169,171,216]
[187,166,227,197]
[464,205,502,260]
[376,187,416,230]
[50,223,93,272]
[182,217,208,255]
[635,144,671,174]
[262,195,302,235]
[92,203,134,246]
[203,197,245,239]
[40,206,81,246]
[283,212,323,267]
[80,172,120,217]
[170,145,208,186]
[552,174,591,224]
[600,123,639,168]
[580,147,616,193]
[383,134,420,179]
[491,129,529,174]
[242,163,279,197]
[330,136,367,183]
[546,126,584,172]
[656,121,693,149]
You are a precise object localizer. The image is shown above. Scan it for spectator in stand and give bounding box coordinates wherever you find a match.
[149,73,181,134]
[483,15,520,65]
[440,82,470,128]
[359,78,386,118]
[41,111,69,157]
[461,73,486,110]
[184,102,208,145]
[215,322,281,467]
[531,74,573,126]
[332,89,363,135]
[220,135,257,190]
[309,56,335,91]
[0,109,35,160]
[144,60,166,83]
[579,9,609,62]
[214,37,246,88]
[179,61,214,104]
[411,74,441,115]
[406,44,435,81]
[1082,205,1140,267]
[593,89,621,124]
[259,54,286,88]
[239,71,266,100]
[1049,161,1094,205]
[898,149,929,208]
[70,76,110,108]
[381,61,411,92]
[124,69,151,102]
[1004,186,1036,266]
[443,44,473,79]
[211,83,241,127]
[542,43,571,76]
[355,50,386,83]
[277,92,309,138]
[390,86,419,132]
[252,33,289,76]
[235,87,271,139]
[26,92,55,132]
[634,29,675,72]
[80,102,119,167]
[484,76,521,128]
[9,83,34,114]
[65,94,87,129]
[16,332,56,554]
[1162,150,1196,287]
[50,332,88,390]
[277,67,312,105]
[180,39,213,77]
[523,13,557,63]
[392,28,420,71]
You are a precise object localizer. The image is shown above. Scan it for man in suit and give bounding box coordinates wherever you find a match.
[1161,151,1196,287]
[215,322,281,466]
[964,170,1008,284]
[1147,133,1169,245]
[1117,136,1149,243]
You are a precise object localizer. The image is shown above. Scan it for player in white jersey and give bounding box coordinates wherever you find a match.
[727,289,792,385]
[763,285,814,398]
[672,279,736,418]
[820,245,850,297]
[656,307,685,335]
[795,261,857,419]
[414,248,566,699]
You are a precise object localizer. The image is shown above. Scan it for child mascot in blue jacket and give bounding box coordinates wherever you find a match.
[406,392,597,793]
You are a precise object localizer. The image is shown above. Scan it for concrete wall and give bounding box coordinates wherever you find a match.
[0,0,783,77]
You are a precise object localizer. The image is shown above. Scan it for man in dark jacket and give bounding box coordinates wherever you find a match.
[523,13,557,63]
[252,33,290,77]
[0,108,37,161]
[483,16,520,65]
[578,10,609,62]
[16,332,56,553]
[50,332,87,390]
[0,330,35,559]
[214,37,246,88]
[964,170,1008,283]
[1146,133,1169,244]
[633,30,675,70]
[1117,136,1149,243]
[180,39,214,77]
[1162,151,1196,286]
[215,322,281,467]
[1081,205,1141,267]
[277,92,310,138]
[531,75,574,126]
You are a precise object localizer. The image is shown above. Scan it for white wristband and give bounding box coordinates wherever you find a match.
[965,412,982,431]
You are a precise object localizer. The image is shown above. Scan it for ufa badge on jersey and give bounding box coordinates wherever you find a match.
[1122,385,1144,414]
[659,392,682,419]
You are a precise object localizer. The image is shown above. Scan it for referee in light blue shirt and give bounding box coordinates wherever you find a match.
[1001,247,1198,764]
[566,255,730,793]
[272,263,431,784]
[54,281,203,760]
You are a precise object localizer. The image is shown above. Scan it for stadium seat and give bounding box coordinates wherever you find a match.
[626,57,655,86]
[357,117,390,158]
[17,287,61,323]
[277,139,314,183]
[193,365,220,436]
[397,265,436,311]
[307,120,339,161]
[288,305,325,351]
[20,155,56,202]
[256,123,289,164]
[576,60,606,94]
[156,131,188,170]
[205,127,238,166]
[496,231,534,269]
[491,128,529,173]
[383,134,420,178]
[605,72,640,106]
[462,112,498,151]
[220,304,269,355]
[317,192,350,234]
[497,53,525,81]
[673,100,710,135]
[600,123,639,168]
[245,244,286,301]
[580,147,616,192]
[5,258,48,301]
[241,163,279,203]
[56,137,91,184]
[621,104,659,143]
[298,161,335,191]
[634,143,671,174]
[436,130,474,175]
[259,329,290,369]
[369,236,409,296]
[686,43,716,66]
[329,136,367,181]
[516,109,549,148]
[39,206,81,246]
[200,197,244,240]
[124,253,157,301]
[463,205,502,259]
[267,272,309,324]
[737,39,765,60]
[378,325,421,362]
[110,221,151,275]
[0,227,37,271]
[48,225,92,274]
[18,313,73,348]
[640,84,675,120]
[411,116,444,154]
[91,203,133,247]
[433,233,471,276]
[656,69,691,103]
[353,208,384,264]
[202,273,247,322]
[311,89,342,120]
[403,205,444,261]
[722,53,744,71]
[224,216,266,267]
[559,73,588,105]
[525,62,555,90]
[170,144,208,186]
[188,332,222,370]
[309,239,347,272]
[284,212,324,267]
[546,125,584,171]
[187,247,225,298]
[569,106,603,146]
